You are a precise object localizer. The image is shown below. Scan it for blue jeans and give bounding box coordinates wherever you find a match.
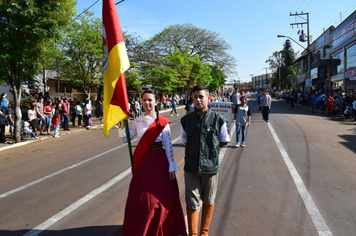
[236,125,247,143]
[62,114,69,130]
[46,115,52,132]
[54,124,60,136]
[24,130,36,138]
[170,103,177,114]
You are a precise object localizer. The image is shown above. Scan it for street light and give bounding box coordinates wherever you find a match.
[278,34,311,103]
[277,35,306,50]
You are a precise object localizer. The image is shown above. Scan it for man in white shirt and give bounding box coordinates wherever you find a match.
[261,90,272,123]
[232,88,241,120]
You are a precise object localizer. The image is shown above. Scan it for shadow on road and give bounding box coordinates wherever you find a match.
[0,225,123,236]
[339,134,356,154]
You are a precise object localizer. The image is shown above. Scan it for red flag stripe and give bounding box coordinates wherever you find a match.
[103,0,125,53]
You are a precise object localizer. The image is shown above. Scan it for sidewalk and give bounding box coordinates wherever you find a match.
[0,105,185,152]
[283,98,356,123]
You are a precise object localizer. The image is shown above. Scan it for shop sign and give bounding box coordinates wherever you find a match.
[305,79,312,88]
[333,17,356,47]
[345,69,356,79]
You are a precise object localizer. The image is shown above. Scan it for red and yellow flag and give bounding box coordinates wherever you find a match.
[102,0,130,138]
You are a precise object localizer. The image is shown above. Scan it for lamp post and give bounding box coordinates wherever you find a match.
[278,51,282,92]
[249,74,254,90]
[277,35,306,50]
[277,32,311,104]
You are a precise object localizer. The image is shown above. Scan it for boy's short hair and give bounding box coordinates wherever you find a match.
[240,95,247,101]
[192,85,209,95]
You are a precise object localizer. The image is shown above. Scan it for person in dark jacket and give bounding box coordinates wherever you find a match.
[180,85,230,236]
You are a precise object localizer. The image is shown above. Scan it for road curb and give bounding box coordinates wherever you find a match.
[0,106,185,152]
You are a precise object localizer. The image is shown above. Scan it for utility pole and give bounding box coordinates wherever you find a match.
[290,11,311,104]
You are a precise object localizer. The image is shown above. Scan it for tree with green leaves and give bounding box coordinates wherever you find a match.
[280,40,297,89]
[60,12,102,98]
[265,51,282,89]
[125,24,236,91]
[0,0,75,143]
[147,24,236,75]
[266,40,298,90]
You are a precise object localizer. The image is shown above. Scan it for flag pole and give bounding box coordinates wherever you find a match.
[124,119,134,170]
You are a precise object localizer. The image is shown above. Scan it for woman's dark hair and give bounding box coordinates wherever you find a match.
[142,88,161,126]
[53,104,60,118]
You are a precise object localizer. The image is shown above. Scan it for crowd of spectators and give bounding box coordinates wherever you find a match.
[277,89,356,120]
[0,92,102,144]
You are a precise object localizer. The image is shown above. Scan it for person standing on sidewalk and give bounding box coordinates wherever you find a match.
[180,85,230,236]
[61,98,70,130]
[0,106,8,144]
[261,90,272,123]
[235,96,251,148]
[311,92,316,114]
[352,96,356,121]
[52,107,61,138]
[326,94,335,116]
[43,100,53,135]
[70,100,77,127]
[76,101,83,127]
[35,97,46,135]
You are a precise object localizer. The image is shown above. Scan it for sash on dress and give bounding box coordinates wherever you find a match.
[132,115,169,172]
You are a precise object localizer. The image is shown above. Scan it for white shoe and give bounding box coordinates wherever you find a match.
[170,114,173,117]
[115,125,119,129]
[235,142,240,148]
[53,135,60,138]
[241,142,245,147]
[176,114,179,116]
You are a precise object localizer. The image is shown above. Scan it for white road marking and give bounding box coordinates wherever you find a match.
[2,121,182,199]
[0,107,182,153]
[0,140,137,199]
[23,135,182,236]
[267,122,333,236]
[23,168,132,236]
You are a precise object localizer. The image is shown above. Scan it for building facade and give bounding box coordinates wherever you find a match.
[296,10,356,91]
[252,73,272,90]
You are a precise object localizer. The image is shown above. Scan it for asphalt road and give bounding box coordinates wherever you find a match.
[0,99,355,236]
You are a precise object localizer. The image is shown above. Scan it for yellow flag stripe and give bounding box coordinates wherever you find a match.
[103,42,130,138]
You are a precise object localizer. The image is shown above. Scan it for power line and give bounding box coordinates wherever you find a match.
[75,0,126,20]
[75,0,99,20]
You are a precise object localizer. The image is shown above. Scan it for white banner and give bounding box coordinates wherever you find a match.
[208,102,232,134]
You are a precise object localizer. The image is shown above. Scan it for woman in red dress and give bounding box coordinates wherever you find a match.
[326,94,335,116]
[120,89,187,236]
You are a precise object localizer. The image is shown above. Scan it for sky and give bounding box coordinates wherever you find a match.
[76,0,356,83]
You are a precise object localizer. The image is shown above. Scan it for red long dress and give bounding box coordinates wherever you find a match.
[326,97,334,116]
[122,149,187,236]
[122,116,187,236]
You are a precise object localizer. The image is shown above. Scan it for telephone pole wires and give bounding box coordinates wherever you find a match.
[290,11,311,103]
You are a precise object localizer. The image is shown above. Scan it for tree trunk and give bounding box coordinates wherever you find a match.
[11,63,23,143]
[43,62,47,93]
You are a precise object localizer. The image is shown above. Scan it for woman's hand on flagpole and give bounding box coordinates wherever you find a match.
[120,115,129,130]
